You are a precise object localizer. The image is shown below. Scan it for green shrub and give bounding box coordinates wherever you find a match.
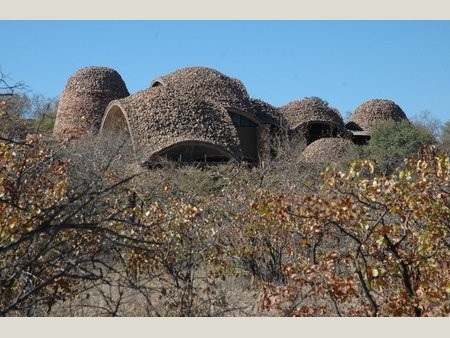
[349,119,435,175]
[440,120,450,153]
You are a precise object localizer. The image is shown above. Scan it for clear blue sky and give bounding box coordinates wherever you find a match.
[1,20,450,122]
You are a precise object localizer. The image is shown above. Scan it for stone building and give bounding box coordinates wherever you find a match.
[53,66,409,166]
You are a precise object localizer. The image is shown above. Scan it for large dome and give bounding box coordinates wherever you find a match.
[100,85,241,164]
[150,67,251,112]
[347,99,408,132]
[53,66,129,139]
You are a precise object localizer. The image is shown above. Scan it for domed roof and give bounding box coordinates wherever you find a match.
[61,66,130,93]
[301,137,352,165]
[248,98,285,126]
[347,99,408,132]
[150,67,251,111]
[279,97,345,130]
[101,85,241,164]
[53,66,129,139]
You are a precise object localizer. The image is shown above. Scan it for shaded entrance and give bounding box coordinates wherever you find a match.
[229,111,258,162]
[101,104,132,138]
[301,122,348,145]
[99,104,135,156]
[154,141,233,163]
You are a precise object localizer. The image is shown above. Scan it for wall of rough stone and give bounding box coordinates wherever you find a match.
[107,86,242,164]
[157,67,251,111]
[279,98,345,130]
[347,99,408,132]
[301,137,353,165]
[55,65,410,167]
[53,66,129,140]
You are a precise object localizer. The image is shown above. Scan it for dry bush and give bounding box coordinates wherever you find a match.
[2,127,448,317]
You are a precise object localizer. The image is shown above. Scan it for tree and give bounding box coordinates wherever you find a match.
[305,96,329,107]
[0,70,26,97]
[350,119,436,175]
[1,71,57,139]
[412,110,443,140]
[440,120,450,153]
[260,146,450,316]
[27,94,58,133]
[0,136,142,315]
[0,135,251,316]
[1,118,448,316]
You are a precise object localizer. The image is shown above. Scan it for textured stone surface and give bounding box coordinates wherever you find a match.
[102,67,287,163]
[54,65,410,166]
[347,99,408,132]
[152,66,251,111]
[249,98,285,127]
[279,97,345,130]
[301,137,353,165]
[53,66,129,139]
[107,85,241,163]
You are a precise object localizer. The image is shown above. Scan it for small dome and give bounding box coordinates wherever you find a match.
[279,97,345,130]
[53,66,129,139]
[301,137,353,165]
[347,99,408,132]
[150,67,251,111]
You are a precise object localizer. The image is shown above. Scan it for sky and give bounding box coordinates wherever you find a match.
[1,20,450,122]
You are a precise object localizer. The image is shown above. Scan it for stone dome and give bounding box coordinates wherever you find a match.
[347,99,408,132]
[53,66,129,139]
[150,66,251,112]
[101,85,241,164]
[279,97,345,130]
[301,137,353,166]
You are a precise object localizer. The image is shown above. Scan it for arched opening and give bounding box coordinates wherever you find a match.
[151,141,233,164]
[99,104,135,157]
[300,122,348,145]
[150,78,165,88]
[101,105,132,137]
[228,110,259,162]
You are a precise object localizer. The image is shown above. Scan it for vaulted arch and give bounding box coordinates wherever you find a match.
[99,102,136,152]
[147,140,235,165]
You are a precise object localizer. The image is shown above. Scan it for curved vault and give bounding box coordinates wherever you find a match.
[100,102,135,145]
[147,140,235,165]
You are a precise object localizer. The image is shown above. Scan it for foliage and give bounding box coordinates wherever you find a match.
[349,119,436,175]
[412,110,443,140]
[0,79,57,139]
[29,95,58,133]
[0,70,26,96]
[440,120,450,153]
[0,137,141,315]
[260,146,450,316]
[305,96,329,107]
[0,137,254,316]
[1,131,448,317]
[1,138,80,315]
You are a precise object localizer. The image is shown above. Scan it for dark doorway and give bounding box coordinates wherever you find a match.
[229,111,258,162]
[156,142,232,163]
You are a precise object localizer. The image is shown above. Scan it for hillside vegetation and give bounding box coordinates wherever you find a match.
[1,92,449,316]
